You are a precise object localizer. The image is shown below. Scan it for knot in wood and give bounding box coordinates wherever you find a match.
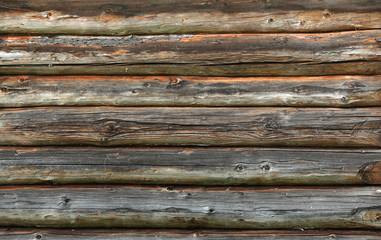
[357,161,381,184]
[274,36,288,45]
[235,164,245,172]
[58,196,71,208]
[35,234,43,240]
[261,163,271,171]
[167,77,185,89]
[104,121,121,134]
[262,118,280,131]
[323,10,331,18]
[344,81,366,89]
[101,4,123,15]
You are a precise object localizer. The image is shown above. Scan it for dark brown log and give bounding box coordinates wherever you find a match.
[1,107,381,147]
[0,0,380,35]
[0,147,380,185]
[0,31,380,76]
[0,229,380,239]
[0,186,379,229]
[1,75,380,107]
[2,62,381,77]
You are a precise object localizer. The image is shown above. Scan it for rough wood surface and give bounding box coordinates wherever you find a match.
[1,107,381,147]
[0,186,379,229]
[0,0,380,35]
[1,75,380,107]
[0,31,380,76]
[0,147,380,185]
[0,229,380,239]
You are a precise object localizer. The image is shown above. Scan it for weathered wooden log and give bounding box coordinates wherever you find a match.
[0,31,380,76]
[1,107,381,147]
[0,147,380,185]
[0,186,379,229]
[0,0,380,35]
[1,229,381,239]
[2,62,381,77]
[1,75,380,107]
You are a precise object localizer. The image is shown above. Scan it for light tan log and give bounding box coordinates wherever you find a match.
[0,0,380,35]
[1,75,380,107]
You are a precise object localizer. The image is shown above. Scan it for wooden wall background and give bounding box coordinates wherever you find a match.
[0,0,380,238]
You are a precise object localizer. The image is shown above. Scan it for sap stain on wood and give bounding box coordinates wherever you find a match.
[0,75,380,107]
[0,186,379,229]
[0,0,380,35]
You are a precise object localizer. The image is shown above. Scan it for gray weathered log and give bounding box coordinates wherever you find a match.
[1,75,380,107]
[0,31,380,76]
[0,0,380,35]
[0,147,380,185]
[1,107,381,147]
[0,186,379,229]
[0,229,380,240]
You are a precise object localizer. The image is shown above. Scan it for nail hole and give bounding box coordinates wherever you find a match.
[19,78,25,82]
[1,87,7,92]
[268,18,274,23]
[166,186,173,191]
[131,89,138,94]
[47,12,52,17]
[35,234,43,239]
[209,208,215,213]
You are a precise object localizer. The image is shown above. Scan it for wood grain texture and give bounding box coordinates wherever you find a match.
[0,31,380,76]
[0,186,379,229]
[0,0,380,35]
[1,75,381,107]
[0,147,380,185]
[1,107,381,147]
[0,229,380,239]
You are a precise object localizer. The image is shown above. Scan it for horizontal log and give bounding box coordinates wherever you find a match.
[0,31,380,76]
[0,0,380,35]
[1,75,380,107]
[0,147,380,185]
[1,229,381,239]
[0,186,379,229]
[3,62,381,77]
[1,107,381,147]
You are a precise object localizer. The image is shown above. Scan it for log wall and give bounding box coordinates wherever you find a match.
[0,0,380,238]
